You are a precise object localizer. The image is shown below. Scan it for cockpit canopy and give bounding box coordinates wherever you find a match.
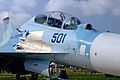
[34,11,81,30]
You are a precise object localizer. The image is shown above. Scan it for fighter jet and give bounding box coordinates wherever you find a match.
[0,11,120,80]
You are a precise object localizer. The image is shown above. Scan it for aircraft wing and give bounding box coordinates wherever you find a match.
[0,33,69,59]
[0,39,69,59]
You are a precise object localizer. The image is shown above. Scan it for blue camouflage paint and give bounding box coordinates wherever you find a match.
[0,31,19,52]
[75,24,101,70]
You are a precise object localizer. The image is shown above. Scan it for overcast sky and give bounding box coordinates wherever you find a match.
[0,0,120,38]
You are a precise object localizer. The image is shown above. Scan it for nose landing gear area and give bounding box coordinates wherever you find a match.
[47,65,68,80]
[15,65,68,80]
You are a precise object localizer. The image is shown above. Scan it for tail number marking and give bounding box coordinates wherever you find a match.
[51,33,67,43]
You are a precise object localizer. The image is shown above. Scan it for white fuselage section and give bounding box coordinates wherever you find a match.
[90,32,120,76]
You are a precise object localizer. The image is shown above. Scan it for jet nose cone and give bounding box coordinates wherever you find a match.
[90,32,120,76]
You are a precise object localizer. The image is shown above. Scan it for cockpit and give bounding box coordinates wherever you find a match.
[34,11,81,30]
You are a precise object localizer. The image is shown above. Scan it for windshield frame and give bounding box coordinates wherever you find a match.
[34,11,81,30]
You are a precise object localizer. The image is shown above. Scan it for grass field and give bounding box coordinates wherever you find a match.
[0,68,120,80]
